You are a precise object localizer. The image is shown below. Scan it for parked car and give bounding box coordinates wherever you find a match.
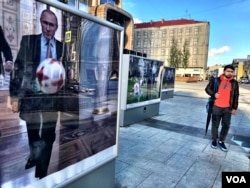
[238,77,249,84]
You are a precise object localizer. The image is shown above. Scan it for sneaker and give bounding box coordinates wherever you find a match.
[211,140,217,149]
[218,141,228,152]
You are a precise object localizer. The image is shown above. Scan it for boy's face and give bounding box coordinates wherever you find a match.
[224,68,234,79]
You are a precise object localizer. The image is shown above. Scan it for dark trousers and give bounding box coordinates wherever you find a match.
[20,111,58,178]
[211,106,231,141]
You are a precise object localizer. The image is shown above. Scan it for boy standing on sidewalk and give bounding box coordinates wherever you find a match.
[205,64,239,152]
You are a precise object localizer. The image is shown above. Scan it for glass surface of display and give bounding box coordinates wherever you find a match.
[121,54,164,110]
[161,67,175,91]
[0,0,122,187]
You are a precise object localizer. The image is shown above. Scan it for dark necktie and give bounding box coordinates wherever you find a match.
[46,39,52,58]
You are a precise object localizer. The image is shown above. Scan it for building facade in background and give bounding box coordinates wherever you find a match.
[67,0,134,50]
[65,2,211,81]
[232,56,250,80]
[66,0,122,9]
[133,19,210,79]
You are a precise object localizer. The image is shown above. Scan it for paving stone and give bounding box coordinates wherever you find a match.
[115,82,250,188]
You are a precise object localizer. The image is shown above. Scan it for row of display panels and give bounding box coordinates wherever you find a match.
[0,0,175,187]
[0,0,123,187]
[121,54,175,110]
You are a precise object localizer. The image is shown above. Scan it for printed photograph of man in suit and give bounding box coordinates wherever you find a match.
[0,25,13,81]
[9,9,63,179]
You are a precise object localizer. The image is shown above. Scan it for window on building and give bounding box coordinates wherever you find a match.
[149,30,152,37]
[193,48,197,54]
[144,31,148,38]
[136,41,141,47]
[161,40,166,47]
[193,74,200,78]
[178,39,182,45]
[161,49,165,55]
[158,31,161,37]
[178,29,182,36]
[192,59,198,66]
[170,30,174,36]
[151,31,155,37]
[136,31,141,38]
[157,40,161,47]
[143,40,147,47]
[162,30,166,37]
[185,38,190,45]
[150,41,154,47]
[169,39,173,46]
[193,38,198,46]
[194,27,199,35]
[185,28,190,35]
[149,50,152,55]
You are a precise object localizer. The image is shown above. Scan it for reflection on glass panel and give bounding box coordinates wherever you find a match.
[100,0,116,5]
[68,0,76,7]
[79,0,89,12]
[162,67,175,90]
[0,1,121,187]
[79,19,120,112]
[125,55,163,108]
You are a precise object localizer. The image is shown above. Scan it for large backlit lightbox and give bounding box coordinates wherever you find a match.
[120,54,164,126]
[0,0,123,187]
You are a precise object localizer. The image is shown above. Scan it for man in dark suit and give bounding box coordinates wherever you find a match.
[9,9,64,179]
[0,25,13,77]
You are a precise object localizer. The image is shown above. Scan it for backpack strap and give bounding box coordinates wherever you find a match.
[213,77,217,92]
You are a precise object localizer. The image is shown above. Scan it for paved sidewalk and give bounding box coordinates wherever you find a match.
[115,81,250,188]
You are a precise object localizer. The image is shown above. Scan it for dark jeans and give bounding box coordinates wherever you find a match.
[211,106,231,141]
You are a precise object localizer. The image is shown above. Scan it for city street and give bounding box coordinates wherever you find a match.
[115,81,250,188]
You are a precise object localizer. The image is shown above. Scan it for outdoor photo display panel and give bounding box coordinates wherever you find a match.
[0,0,122,187]
[162,67,175,91]
[124,55,164,109]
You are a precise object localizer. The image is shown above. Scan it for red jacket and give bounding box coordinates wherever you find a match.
[205,76,239,110]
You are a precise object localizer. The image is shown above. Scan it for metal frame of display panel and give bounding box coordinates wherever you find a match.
[120,54,164,126]
[161,67,175,99]
[120,54,164,110]
[0,0,124,187]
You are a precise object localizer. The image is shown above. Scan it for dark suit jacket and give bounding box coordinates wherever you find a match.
[10,34,63,97]
[0,25,13,74]
[9,34,65,112]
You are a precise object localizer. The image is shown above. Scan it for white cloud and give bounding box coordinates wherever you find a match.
[208,46,230,57]
[214,57,220,62]
[133,18,142,23]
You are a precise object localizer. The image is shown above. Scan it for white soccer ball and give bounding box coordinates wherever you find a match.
[36,58,66,94]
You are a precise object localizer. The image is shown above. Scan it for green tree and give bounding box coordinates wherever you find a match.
[181,40,190,77]
[168,38,190,73]
[168,37,182,68]
[182,40,190,69]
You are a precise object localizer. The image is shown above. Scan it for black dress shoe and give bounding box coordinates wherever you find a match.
[25,158,37,169]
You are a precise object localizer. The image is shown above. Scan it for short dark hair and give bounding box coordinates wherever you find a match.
[40,9,58,26]
[224,64,235,71]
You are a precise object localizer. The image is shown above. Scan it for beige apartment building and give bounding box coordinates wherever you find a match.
[60,2,211,80]
[133,19,210,79]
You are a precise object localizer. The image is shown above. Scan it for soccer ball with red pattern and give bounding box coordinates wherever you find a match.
[36,58,66,94]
